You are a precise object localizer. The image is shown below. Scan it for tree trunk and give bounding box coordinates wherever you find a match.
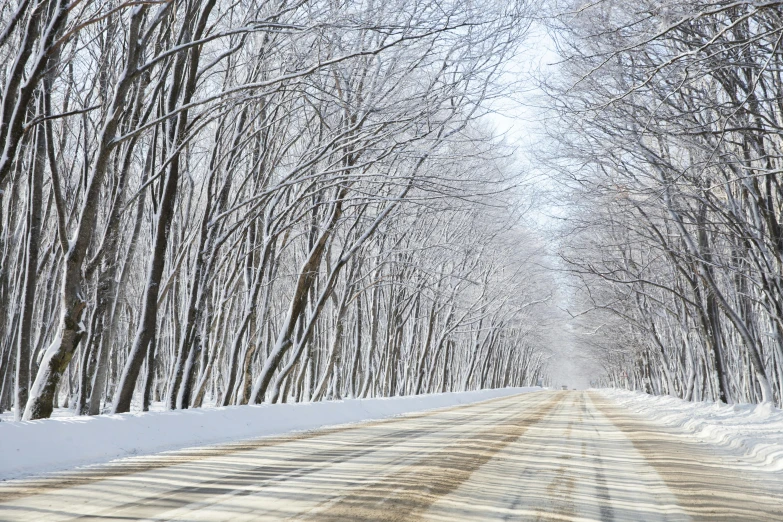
[15,120,44,420]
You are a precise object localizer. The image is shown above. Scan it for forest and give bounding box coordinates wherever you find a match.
[0,0,552,421]
[549,0,783,406]
[3,0,783,424]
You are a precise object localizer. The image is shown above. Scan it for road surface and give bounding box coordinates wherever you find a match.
[0,391,781,521]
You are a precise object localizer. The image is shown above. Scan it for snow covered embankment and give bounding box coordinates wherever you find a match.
[599,389,783,472]
[0,387,538,481]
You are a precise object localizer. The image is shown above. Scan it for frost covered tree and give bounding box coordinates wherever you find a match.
[546,0,783,406]
[0,0,551,419]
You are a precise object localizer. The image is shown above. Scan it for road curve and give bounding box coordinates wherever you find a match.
[0,391,780,521]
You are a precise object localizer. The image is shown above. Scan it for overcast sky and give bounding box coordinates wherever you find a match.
[482,22,604,389]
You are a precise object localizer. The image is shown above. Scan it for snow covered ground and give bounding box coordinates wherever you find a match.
[0,387,539,481]
[598,388,783,472]
[0,399,174,422]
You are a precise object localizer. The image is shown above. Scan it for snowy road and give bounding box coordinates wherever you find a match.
[0,391,781,521]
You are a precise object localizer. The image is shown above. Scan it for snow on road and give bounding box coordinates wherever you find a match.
[1,390,781,521]
[0,387,538,481]
[599,389,783,472]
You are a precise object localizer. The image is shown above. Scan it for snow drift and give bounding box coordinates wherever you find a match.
[599,389,783,472]
[0,387,538,481]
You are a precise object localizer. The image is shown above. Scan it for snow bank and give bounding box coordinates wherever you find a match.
[0,387,538,481]
[599,389,783,472]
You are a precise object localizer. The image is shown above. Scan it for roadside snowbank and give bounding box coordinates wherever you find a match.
[599,389,783,471]
[0,387,537,481]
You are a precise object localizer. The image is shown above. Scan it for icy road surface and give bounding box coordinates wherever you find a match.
[1,391,781,521]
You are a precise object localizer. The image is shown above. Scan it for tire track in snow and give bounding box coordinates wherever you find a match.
[300,392,562,521]
[0,393,528,505]
[0,393,547,521]
[592,391,783,521]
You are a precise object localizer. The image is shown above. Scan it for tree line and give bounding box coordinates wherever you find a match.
[548,0,783,406]
[0,0,552,421]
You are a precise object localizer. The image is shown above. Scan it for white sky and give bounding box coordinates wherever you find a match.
[482,22,603,389]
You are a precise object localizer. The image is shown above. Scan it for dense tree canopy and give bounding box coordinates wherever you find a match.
[548,0,783,406]
[0,0,552,420]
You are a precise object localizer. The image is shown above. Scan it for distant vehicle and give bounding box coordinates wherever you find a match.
[561,385,568,390]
